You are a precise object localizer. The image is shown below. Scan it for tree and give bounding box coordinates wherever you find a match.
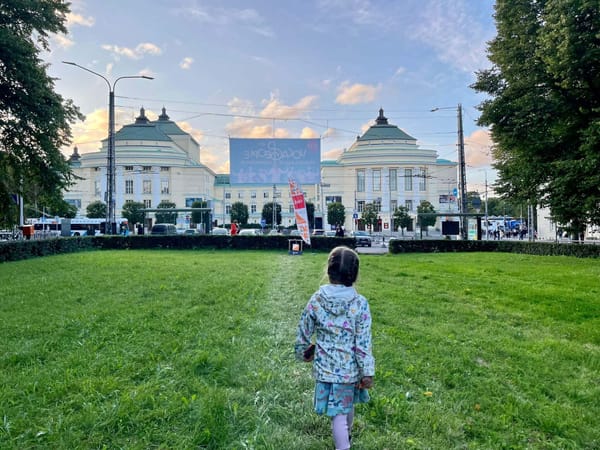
[466,191,482,213]
[327,202,346,228]
[417,200,436,235]
[155,200,177,224]
[361,203,378,231]
[86,201,106,219]
[393,206,412,236]
[305,201,315,229]
[191,200,209,233]
[261,202,281,227]
[230,201,249,225]
[121,201,145,227]
[0,0,83,227]
[472,0,600,238]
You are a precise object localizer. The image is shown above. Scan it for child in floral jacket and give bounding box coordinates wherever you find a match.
[295,246,374,450]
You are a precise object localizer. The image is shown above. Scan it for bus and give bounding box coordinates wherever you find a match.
[29,217,127,237]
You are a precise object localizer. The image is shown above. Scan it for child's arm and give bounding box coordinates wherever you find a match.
[294,299,316,361]
[354,298,375,379]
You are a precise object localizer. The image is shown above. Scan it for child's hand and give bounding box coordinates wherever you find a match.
[358,376,373,389]
[303,344,315,362]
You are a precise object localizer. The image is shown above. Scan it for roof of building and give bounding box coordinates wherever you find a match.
[115,107,171,141]
[357,108,416,142]
[153,107,188,135]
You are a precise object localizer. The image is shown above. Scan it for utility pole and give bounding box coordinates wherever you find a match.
[457,104,468,240]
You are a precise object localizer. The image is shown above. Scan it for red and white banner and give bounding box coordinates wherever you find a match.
[289,177,311,246]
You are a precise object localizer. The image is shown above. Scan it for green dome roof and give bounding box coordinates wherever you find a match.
[358,108,416,141]
[115,107,171,141]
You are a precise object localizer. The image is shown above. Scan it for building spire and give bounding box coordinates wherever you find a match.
[158,106,170,120]
[376,107,388,125]
[135,106,149,124]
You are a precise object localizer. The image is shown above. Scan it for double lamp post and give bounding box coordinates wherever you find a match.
[63,61,153,234]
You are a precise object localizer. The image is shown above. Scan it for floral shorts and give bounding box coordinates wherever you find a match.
[314,382,370,417]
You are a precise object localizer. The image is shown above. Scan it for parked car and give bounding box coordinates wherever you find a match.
[311,229,325,236]
[211,227,229,235]
[238,229,261,236]
[151,223,177,235]
[183,229,198,235]
[352,230,372,247]
[289,229,301,236]
[325,230,337,237]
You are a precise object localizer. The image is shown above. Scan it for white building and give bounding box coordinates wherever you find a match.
[65,108,458,231]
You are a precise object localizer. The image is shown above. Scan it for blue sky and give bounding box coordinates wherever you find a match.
[45,0,497,194]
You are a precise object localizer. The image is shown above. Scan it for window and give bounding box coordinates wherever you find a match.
[144,199,152,208]
[405,200,413,211]
[389,169,397,191]
[251,191,257,199]
[251,204,257,214]
[419,167,427,191]
[125,165,133,171]
[160,166,170,172]
[238,191,244,199]
[289,204,294,213]
[225,192,231,199]
[357,200,365,212]
[161,180,169,194]
[404,169,413,191]
[143,180,152,194]
[391,200,398,211]
[94,181,101,196]
[94,167,101,172]
[356,169,365,192]
[373,198,381,212]
[142,166,152,172]
[263,191,269,198]
[372,169,381,192]
[124,199,134,205]
[225,204,231,214]
[125,179,134,194]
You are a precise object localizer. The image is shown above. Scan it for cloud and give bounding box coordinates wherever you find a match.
[102,42,163,60]
[180,57,194,69]
[260,94,319,119]
[66,12,95,27]
[53,34,74,49]
[316,0,389,27]
[409,0,492,73]
[464,129,494,167]
[174,4,274,38]
[300,127,319,138]
[335,81,381,105]
[323,147,344,160]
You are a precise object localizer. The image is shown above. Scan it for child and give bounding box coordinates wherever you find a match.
[295,246,374,450]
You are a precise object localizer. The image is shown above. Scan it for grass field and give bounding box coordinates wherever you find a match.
[1,249,599,449]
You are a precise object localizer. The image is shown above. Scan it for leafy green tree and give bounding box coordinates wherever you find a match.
[0,0,83,226]
[467,191,482,213]
[191,200,210,233]
[261,202,281,227]
[230,201,249,225]
[155,200,177,224]
[472,0,600,237]
[86,201,106,219]
[417,200,436,236]
[393,206,412,235]
[327,202,346,228]
[121,201,145,226]
[361,203,378,231]
[305,201,315,229]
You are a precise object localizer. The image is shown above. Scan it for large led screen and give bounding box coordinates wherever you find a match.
[229,138,321,184]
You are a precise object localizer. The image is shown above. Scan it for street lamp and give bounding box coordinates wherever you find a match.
[431,104,468,240]
[62,61,153,234]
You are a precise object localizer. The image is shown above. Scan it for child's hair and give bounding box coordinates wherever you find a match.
[327,246,360,287]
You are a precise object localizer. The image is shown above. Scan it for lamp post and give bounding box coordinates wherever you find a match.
[431,104,468,240]
[62,61,153,234]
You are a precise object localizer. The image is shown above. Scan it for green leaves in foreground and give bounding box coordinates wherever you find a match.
[0,250,598,449]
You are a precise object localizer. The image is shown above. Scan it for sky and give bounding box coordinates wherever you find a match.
[44,0,498,195]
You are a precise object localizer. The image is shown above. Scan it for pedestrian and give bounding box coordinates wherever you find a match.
[230,220,238,235]
[295,246,374,450]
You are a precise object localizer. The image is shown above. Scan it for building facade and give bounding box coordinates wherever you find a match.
[65,108,458,232]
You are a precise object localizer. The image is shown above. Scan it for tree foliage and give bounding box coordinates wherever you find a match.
[86,201,106,219]
[0,0,83,226]
[121,201,145,226]
[230,201,249,225]
[393,206,412,235]
[191,200,208,226]
[472,0,600,235]
[261,202,281,227]
[417,200,436,235]
[155,200,177,224]
[327,202,346,227]
[361,203,378,231]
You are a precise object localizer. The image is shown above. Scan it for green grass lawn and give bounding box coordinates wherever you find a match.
[1,250,598,449]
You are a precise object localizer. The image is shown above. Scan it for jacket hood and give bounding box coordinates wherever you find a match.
[316,284,358,316]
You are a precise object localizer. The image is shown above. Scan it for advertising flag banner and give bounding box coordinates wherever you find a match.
[288,177,311,246]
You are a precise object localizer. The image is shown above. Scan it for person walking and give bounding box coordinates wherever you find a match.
[295,246,374,450]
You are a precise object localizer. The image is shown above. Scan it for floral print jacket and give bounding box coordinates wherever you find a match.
[295,284,375,384]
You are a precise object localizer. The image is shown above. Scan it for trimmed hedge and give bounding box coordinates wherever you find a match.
[388,238,600,258]
[0,235,356,263]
